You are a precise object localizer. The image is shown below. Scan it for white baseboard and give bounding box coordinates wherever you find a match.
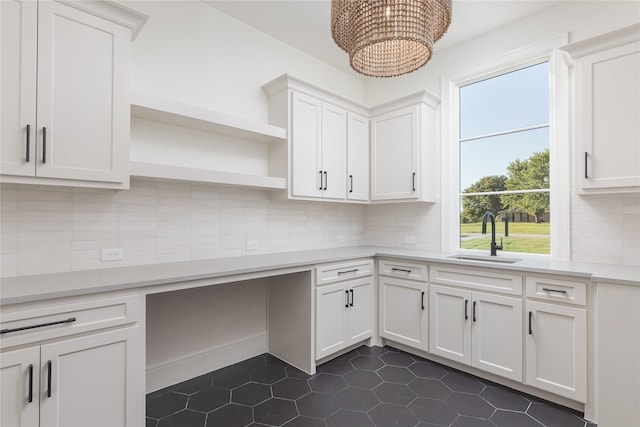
[146,332,267,393]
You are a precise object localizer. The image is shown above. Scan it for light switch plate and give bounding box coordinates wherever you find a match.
[405,235,416,245]
[246,240,259,251]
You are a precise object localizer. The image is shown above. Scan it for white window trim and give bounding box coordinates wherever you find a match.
[440,34,571,260]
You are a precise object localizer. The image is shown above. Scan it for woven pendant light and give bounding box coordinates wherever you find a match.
[331,0,452,77]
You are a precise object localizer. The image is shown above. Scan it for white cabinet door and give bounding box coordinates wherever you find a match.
[316,283,349,359]
[39,327,140,427]
[429,285,471,365]
[573,30,640,192]
[347,278,373,344]
[371,106,418,201]
[525,300,587,402]
[472,293,523,382]
[35,1,129,183]
[321,103,347,199]
[347,112,369,201]
[379,277,427,350]
[291,92,322,198]
[1,0,131,186]
[0,346,40,427]
[0,0,38,177]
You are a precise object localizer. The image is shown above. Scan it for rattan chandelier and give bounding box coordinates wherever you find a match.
[331,0,452,77]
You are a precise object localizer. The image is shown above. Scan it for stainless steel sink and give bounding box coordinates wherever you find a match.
[447,254,522,264]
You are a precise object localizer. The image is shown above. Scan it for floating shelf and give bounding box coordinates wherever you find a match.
[130,91,287,144]
[130,162,287,190]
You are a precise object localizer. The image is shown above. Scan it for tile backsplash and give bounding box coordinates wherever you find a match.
[1,180,638,278]
[0,179,365,277]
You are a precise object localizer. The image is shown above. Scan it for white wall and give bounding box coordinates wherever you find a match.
[125,0,367,122]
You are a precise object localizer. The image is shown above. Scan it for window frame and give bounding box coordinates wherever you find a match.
[440,35,571,260]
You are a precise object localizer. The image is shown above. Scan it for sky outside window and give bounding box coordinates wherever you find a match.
[459,62,549,192]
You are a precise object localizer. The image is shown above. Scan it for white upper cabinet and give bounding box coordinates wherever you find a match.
[0,0,146,189]
[563,24,640,193]
[347,112,370,201]
[370,91,440,202]
[263,74,369,203]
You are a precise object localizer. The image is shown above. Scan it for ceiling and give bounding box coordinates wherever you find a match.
[204,1,562,77]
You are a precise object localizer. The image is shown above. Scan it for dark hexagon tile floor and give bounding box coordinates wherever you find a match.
[146,345,597,427]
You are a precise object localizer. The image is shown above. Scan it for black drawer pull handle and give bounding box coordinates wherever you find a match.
[345,290,349,308]
[412,172,416,191]
[529,311,533,335]
[464,299,469,320]
[349,175,353,193]
[0,317,76,335]
[338,269,359,276]
[42,127,47,164]
[47,360,52,398]
[391,268,411,274]
[542,288,567,294]
[421,291,425,310]
[472,301,477,322]
[323,171,327,191]
[319,171,323,190]
[26,124,31,162]
[28,364,33,403]
[350,289,354,307]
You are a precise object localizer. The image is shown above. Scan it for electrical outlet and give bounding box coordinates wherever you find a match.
[101,248,123,262]
[246,240,259,251]
[337,235,345,243]
[405,235,416,245]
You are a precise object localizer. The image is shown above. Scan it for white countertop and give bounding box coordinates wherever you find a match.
[1,246,638,306]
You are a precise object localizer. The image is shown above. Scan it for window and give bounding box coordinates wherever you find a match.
[458,62,551,255]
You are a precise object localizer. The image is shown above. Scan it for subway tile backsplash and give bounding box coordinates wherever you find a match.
[0,179,366,277]
[1,180,639,277]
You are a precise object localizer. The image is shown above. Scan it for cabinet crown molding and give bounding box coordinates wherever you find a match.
[262,74,369,116]
[58,0,148,40]
[561,23,640,59]
[369,90,440,116]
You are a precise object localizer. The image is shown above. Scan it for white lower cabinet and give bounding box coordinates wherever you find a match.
[1,327,140,427]
[379,277,428,351]
[315,266,373,360]
[429,285,523,382]
[525,300,587,402]
[1,293,142,427]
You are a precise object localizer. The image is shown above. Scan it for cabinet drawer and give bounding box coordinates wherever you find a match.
[379,259,428,282]
[316,259,373,286]
[526,276,587,306]
[430,265,522,296]
[0,293,139,349]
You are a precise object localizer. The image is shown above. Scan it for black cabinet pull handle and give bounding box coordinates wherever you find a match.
[338,269,359,276]
[319,171,323,190]
[349,175,353,193]
[28,364,33,403]
[350,289,354,307]
[412,172,416,191]
[0,317,76,335]
[421,291,425,310]
[542,288,567,294]
[47,360,52,398]
[464,299,469,320]
[391,267,411,274]
[42,127,47,164]
[529,311,533,335]
[26,124,31,162]
[345,290,349,308]
[323,171,327,190]
[472,301,477,322]
[584,152,588,179]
